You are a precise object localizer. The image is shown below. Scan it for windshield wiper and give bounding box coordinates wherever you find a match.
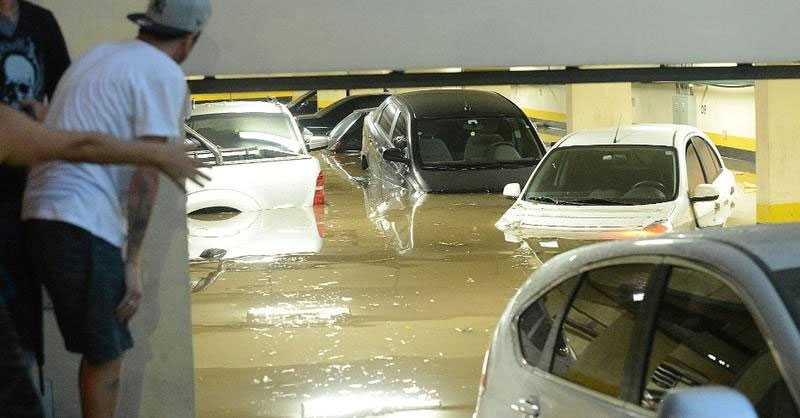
[563,197,636,206]
[526,196,583,205]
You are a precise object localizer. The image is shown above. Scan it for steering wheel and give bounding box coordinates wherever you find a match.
[483,142,516,159]
[629,180,667,194]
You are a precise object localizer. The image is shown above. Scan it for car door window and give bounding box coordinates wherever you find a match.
[691,137,722,182]
[551,264,657,398]
[686,143,706,192]
[518,276,581,367]
[640,266,799,417]
[391,112,408,141]
[378,104,398,135]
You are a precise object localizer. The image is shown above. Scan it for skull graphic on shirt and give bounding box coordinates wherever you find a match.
[2,54,35,104]
[0,37,43,109]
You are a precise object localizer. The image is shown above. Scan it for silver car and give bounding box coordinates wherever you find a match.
[475,223,800,418]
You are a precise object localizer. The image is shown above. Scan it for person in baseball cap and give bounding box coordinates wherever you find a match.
[128,0,211,37]
[20,1,212,416]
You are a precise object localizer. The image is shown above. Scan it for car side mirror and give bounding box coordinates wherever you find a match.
[393,135,408,149]
[503,183,521,199]
[383,148,410,165]
[690,183,720,202]
[657,387,757,418]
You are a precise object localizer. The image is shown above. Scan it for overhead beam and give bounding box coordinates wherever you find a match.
[188,65,800,93]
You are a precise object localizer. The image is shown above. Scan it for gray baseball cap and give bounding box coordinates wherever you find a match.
[128,0,211,36]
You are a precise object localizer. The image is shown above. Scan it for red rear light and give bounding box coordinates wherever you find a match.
[313,171,325,205]
[331,141,341,152]
[313,204,326,238]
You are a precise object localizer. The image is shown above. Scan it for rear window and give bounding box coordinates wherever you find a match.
[189,112,304,156]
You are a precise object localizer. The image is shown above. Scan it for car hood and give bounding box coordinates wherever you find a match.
[416,165,535,193]
[496,200,677,239]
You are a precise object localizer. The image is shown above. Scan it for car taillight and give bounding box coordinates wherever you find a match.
[313,204,326,238]
[313,171,325,205]
[331,141,341,152]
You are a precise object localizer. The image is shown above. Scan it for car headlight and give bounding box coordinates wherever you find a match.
[643,220,673,235]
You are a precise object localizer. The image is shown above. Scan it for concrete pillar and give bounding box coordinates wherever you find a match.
[566,83,632,132]
[754,80,800,223]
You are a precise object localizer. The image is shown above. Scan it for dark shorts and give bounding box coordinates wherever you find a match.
[25,220,133,366]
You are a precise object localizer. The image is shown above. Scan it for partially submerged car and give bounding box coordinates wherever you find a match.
[296,93,390,136]
[475,223,800,418]
[185,101,324,214]
[361,89,546,193]
[496,125,736,250]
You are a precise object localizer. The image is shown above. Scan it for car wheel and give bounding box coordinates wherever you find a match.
[361,154,369,170]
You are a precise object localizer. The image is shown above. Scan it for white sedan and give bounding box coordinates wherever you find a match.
[496,125,736,247]
[185,101,324,214]
[475,223,800,418]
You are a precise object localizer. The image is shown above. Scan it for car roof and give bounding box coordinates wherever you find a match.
[516,223,800,311]
[557,124,696,148]
[675,223,800,273]
[393,89,523,119]
[190,100,286,117]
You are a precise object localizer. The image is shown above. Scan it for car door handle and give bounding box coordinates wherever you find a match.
[730,186,735,194]
[714,202,721,211]
[511,397,540,417]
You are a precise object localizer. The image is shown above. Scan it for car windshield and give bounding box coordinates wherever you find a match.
[188,112,304,156]
[525,145,678,205]
[413,117,542,169]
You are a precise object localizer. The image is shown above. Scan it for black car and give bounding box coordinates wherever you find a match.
[327,108,375,154]
[361,90,546,193]
[296,93,390,136]
[286,90,318,116]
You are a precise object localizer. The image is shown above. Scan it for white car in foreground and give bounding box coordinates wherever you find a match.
[476,223,800,418]
[185,101,324,214]
[496,125,736,247]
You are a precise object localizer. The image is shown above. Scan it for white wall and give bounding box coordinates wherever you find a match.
[32,0,800,76]
[693,85,755,139]
[632,83,755,139]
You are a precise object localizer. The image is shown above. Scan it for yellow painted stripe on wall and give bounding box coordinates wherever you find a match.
[704,131,756,152]
[191,91,295,102]
[231,91,294,100]
[539,133,561,143]
[191,93,232,102]
[317,100,334,109]
[733,171,757,185]
[757,202,800,223]
[522,108,567,123]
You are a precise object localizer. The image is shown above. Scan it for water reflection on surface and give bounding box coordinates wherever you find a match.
[191,153,541,417]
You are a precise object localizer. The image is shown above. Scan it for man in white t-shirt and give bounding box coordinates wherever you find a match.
[21,0,211,416]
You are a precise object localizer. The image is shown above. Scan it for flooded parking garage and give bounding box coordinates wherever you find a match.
[189,152,755,417]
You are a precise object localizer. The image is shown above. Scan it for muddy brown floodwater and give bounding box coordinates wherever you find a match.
[190,153,543,417]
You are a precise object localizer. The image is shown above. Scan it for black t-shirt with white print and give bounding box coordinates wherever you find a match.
[0,0,70,203]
